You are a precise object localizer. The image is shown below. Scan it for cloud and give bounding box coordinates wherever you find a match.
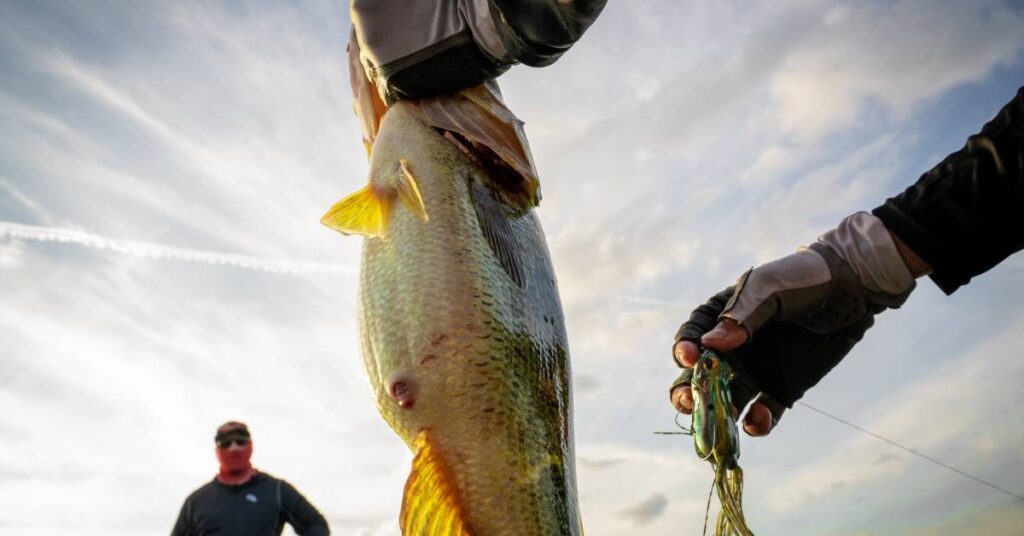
[0,174,56,226]
[0,238,24,269]
[617,493,669,526]
[738,132,906,262]
[578,457,625,470]
[768,0,1024,141]
[0,221,355,276]
[897,498,1024,536]
[575,442,711,534]
[766,315,1024,513]
[573,373,601,397]
[871,452,904,467]
[3,1,364,261]
[40,50,199,160]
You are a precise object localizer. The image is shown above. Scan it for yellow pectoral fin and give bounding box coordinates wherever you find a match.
[398,159,429,223]
[400,431,472,536]
[320,160,427,238]
[320,184,393,238]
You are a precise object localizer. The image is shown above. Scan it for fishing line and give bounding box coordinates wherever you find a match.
[653,411,694,436]
[797,401,1024,501]
[702,470,716,536]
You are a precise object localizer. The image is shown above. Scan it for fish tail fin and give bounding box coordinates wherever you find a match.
[397,159,429,223]
[400,430,472,536]
[320,184,393,238]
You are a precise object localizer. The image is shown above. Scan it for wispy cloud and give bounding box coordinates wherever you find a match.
[617,493,669,526]
[0,221,354,275]
[766,316,1024,513]
[767,0,1024,140]
[575,442,709,534]
[3,1,364,262]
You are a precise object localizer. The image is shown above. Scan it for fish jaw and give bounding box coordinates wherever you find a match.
[355,100,582,535]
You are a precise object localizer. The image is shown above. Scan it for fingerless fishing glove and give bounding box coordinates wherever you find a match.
[675,212,916,408]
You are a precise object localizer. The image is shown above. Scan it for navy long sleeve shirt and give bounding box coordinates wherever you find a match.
[171,472,329,536]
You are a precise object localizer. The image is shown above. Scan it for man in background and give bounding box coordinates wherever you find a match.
[171,421,330,536]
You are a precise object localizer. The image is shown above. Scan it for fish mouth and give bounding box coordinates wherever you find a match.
[438,128,535,212]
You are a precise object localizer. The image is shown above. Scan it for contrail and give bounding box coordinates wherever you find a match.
[0,221,355,276]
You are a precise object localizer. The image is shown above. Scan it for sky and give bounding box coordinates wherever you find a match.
[1,1,1023,535]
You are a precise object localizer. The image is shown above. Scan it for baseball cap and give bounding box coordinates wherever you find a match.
[214,421,251,443]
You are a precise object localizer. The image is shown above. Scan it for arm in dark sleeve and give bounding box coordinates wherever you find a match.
[280,481,330,536]
[170,499,193,536]
[489,0,608,66]
[872,86,1024,294]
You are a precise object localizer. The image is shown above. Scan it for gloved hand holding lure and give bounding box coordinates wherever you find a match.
[666,86,1023,534]
[671,212,922,435]
[665,212,922,536]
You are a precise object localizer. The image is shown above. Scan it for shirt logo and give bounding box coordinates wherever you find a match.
[245,493,258,503]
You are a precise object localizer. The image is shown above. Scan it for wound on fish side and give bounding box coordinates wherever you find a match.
[390,378,416,409]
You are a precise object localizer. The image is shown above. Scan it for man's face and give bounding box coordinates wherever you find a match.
[215,435,253,471]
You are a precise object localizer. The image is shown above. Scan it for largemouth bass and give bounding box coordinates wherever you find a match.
[322,88,581,535]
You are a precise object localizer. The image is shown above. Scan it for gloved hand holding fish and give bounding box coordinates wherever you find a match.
[670,212,920,435]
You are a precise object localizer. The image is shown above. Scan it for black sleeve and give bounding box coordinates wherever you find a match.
[279,481,330,536]
[872,86,1024,294]
[489,0,608,66]
[170,498,193,536]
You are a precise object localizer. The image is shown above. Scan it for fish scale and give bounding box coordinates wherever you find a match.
[324,94,581,535]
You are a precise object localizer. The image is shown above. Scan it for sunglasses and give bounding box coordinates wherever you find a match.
[216,437,250,449]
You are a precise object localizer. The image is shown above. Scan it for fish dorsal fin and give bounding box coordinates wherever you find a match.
[320,184,394,238]
[320,160,429,238]
[469,179,526,287]
[397,159,429,224]
[400,430,473,536]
